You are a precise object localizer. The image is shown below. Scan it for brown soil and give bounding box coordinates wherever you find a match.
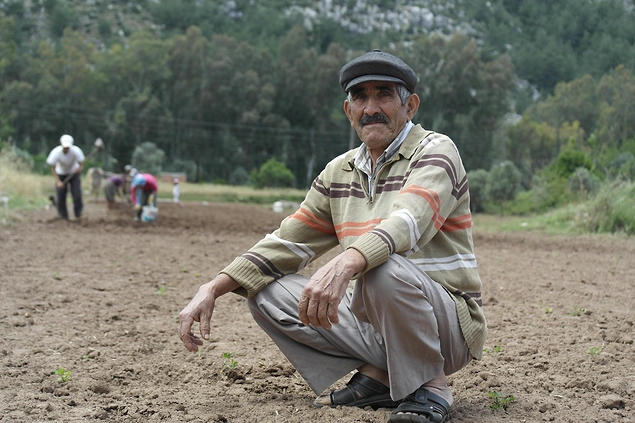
[1,200,634,422]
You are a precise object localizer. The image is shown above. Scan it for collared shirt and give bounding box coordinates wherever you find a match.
[352,121,414,197]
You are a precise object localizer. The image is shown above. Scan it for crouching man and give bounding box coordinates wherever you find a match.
[178,50,486,423]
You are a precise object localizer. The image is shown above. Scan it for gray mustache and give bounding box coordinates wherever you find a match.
[360,114,389,126]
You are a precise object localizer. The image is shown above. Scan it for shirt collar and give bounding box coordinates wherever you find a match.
[353,121,414,172]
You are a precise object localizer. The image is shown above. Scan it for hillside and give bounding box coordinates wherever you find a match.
[5,0,635,97]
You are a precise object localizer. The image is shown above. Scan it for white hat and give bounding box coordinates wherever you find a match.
[60,134,74,148]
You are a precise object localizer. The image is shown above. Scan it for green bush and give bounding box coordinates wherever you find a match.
[229,166,250,186]
[607,152,635,181]
[586,181,635,234]
[498,190,537,216]
[549,149,594,178]
[568,167,601,199]
[131,142,165,176]
[486,161,522,215]
[467,168,489,213]
[249,158,295,189]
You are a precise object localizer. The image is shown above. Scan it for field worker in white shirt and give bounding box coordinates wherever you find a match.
[46,134,85,221]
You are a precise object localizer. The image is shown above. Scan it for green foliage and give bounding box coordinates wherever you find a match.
[530,172,570,211]
[495,190,537,216]
[131,142,165,176]
[488,391,515,411]
[221,352,238,370]
[568,167,601,199]
[549,149,594,179]
[467,169,489,213]
[229,166,250,186]
[164,158,197,183]
[249,158,295,189]
[483,345,503,354]
[589,346,603,355]
[585,181,635,234]
[569,305,586,316]
[55,368,71,383]
[486,161,522,215]
[607,151,635,181]
[50,4,78,37]
[2,0,635,191]
[505,116,558,174]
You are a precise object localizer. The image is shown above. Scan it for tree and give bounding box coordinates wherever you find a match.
[506,116,558,174]
[596,66,635,146]
[132,142,165,176]
[486,161,522,215]
[529,74,598,137]
[249,158,294,188]
[467,169,489,213]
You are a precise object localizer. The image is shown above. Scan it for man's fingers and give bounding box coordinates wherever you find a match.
[179,315,195,343]
[199,310,212,340]
[298,295,310,326]
[327,300,340,325]
[317,300,331,329]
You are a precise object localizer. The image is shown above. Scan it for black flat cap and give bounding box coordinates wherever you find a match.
[339,49,417,93]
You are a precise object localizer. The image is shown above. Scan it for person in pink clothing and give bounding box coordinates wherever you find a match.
[130,173,158,221]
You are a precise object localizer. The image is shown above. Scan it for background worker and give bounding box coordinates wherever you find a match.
[130,173,158,221]
[172,177,182,206]
[103,174,126,210]
[46,134,85,221]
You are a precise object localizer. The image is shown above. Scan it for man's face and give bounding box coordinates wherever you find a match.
[62,147,70,154]
[344,81,419,155]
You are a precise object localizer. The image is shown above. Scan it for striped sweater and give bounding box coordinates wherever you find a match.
[222,124,487,360]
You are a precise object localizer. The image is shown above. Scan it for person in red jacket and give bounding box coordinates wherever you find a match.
[130,173,158,221]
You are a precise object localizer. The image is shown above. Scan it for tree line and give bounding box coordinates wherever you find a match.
[0,19,515,186]
[0,0,634,196]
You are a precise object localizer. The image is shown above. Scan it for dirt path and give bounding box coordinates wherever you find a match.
[1,201,634,422]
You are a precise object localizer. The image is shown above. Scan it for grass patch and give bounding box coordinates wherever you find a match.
[155,181,307,205]
[0,145,50,224]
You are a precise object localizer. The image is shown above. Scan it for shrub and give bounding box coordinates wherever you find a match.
[586,181,635,234]
[467,169,489,213]
[550,149,594,178]
[486,161,522,215]
[131,142,165,176]
[607,151,635,181]
[568,167,601,199]
[229,166,250,186]
[249,158,295,189]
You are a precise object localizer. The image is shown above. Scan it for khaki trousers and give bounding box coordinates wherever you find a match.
[247,254,471,400]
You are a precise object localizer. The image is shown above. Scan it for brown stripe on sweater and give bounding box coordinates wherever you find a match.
[409,155,466,200]
[329,181,366,199]
[371,228,396,254]
[311,177,329,196]
[456,290,483,307]
[242,252,284,280]
[456,175,469,198]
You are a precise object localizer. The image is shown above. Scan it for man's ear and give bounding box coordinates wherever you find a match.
[406,94,420,120]
[343,100,354,125]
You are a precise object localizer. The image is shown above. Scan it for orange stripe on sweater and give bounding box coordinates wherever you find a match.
[290,209,335,235]
[441,214,473,232]
[334,218,384,239]
[401,185,444,230]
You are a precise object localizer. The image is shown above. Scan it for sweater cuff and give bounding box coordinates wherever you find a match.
[220,257,269,298]
[348,232,391,272]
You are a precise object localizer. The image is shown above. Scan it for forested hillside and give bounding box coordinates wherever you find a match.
[1,0,634,197]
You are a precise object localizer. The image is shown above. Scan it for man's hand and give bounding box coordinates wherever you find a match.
[178,274,240,352]
[298,248,366,330]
